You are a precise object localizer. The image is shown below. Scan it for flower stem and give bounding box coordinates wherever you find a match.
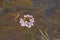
[26,28,31,40]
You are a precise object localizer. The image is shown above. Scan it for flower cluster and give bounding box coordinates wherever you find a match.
[19,15,35,28]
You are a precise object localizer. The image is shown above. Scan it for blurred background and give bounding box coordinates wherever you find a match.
[0,0,60,40]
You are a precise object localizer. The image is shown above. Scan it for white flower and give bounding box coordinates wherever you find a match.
[19,15,35,28]
[20,18,25,27]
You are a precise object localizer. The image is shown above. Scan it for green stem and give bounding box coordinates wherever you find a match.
[25,28,35,40]
[26,28,30,40]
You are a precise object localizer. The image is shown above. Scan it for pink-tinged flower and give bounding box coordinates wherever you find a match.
[19,15,35,28]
